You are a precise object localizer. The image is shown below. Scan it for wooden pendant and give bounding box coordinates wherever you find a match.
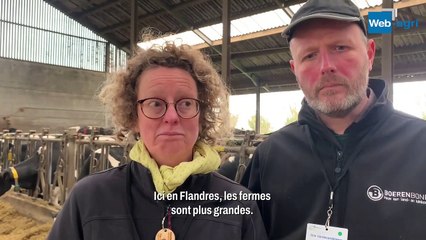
[155,228,176,240]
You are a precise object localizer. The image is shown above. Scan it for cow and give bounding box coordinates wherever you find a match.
[217,153,254,182]
[216,130,268,182]
[0,128,128,205]
[0,129,34,169]
[0,141,61,197]
[78,145,127,180]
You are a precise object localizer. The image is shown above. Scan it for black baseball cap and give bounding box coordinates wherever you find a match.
[282,0,367,41]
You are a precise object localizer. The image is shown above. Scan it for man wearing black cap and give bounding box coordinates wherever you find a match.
[242,0,426,239]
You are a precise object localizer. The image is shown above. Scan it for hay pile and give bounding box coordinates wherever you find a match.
[0,200,52,240]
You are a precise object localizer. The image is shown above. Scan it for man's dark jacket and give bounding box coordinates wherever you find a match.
[242,79,426,240]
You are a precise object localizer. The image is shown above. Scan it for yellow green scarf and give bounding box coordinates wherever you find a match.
[129,140,220,194]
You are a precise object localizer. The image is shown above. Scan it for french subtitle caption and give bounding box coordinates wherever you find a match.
[154,191,271,217]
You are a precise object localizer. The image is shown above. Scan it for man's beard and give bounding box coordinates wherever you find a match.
[303,71,369,118]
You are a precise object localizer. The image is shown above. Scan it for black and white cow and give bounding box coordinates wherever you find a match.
[0,141,61,197]
[78,144,127,180]
[0,131,127,204]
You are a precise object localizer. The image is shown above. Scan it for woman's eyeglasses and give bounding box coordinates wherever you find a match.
[137,98,200,119]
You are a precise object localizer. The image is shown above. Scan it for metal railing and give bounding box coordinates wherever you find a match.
[0,128,267,206]
[0,128,131,206]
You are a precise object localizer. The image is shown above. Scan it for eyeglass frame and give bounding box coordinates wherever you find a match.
[136,97,201,119]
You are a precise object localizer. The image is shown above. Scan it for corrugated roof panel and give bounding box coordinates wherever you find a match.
[366,0,383,7]
[138,0,408,45]
[232,17,258,35]
[195,8,292,41]
[199,24,223,41]
[272,9,292,25]
[253,10,290,29]
[181,1,222,27]
[353,0,370,9]
[289,4,303,14]
[363,0,401,8]
[137,31,204,49]
[231,9,291,36]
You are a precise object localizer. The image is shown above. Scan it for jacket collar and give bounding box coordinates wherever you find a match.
[298,79,393,136]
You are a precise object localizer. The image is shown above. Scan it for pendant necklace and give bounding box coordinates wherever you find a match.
[155,205,175,240]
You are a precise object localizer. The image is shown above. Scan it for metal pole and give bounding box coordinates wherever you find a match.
[130,0,138,55]
[222,0,231,86]
[381,0,394,101]
[105,42,110,72]
[255,83,260,134]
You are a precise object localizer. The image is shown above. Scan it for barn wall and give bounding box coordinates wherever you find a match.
[0,58,110,133]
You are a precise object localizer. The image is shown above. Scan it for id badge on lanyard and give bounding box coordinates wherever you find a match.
[306,223,348,240]
[305,191,348,240]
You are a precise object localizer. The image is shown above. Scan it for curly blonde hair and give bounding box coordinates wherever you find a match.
[98,41,230,145]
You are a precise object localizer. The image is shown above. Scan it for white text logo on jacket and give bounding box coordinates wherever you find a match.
[367,185,426,205]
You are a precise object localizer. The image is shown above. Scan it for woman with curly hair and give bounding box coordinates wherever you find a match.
[48,37,267,240]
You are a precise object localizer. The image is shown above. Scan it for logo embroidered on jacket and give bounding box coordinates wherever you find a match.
[367,185,383,201]
[367,185,426,205]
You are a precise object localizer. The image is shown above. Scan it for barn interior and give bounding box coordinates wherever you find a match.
[1,0,426,132]
[0,2,425,237]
